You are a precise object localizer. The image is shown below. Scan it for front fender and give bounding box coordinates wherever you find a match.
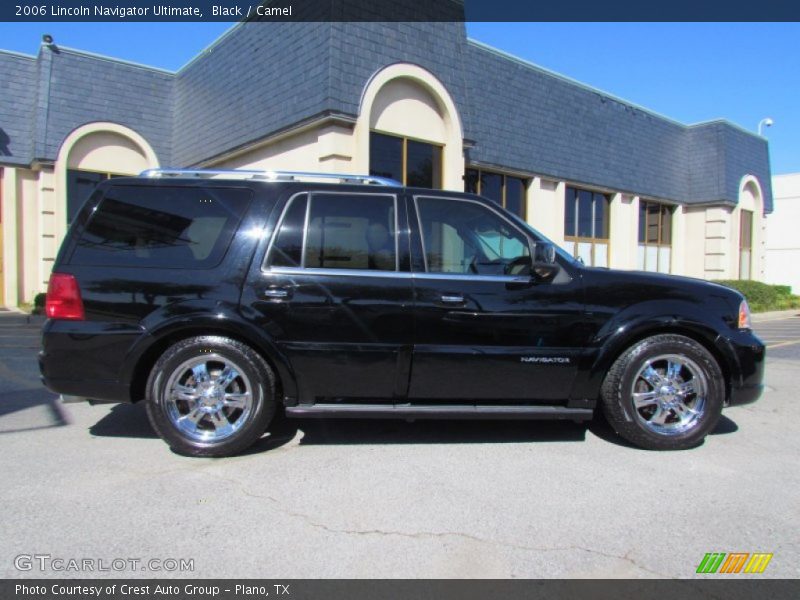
[570,300,737,403]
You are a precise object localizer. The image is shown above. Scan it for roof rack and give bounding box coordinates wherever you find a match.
[139,168,401,186]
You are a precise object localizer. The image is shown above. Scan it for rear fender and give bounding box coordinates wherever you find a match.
[120,301,298,403]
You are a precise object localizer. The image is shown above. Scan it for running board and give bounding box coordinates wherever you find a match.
[285,404,594,421]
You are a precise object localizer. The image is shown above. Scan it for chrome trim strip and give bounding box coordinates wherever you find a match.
[263,192,308,270]
[141,168,401,186]
[301,193,312,268]
[266,266,530,283]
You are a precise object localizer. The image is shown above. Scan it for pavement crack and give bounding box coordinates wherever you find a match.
[202,470,673,578]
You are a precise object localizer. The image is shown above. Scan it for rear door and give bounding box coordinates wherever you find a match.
[408,194,585,402]
[242,188,414,404]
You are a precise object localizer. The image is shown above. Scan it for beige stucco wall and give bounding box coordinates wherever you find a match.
[216,127,324,172]
[765,173,800,293]
[608,193,638,270]
[527,178,565,246]
[1,167,19,307]
[0,123,159,307]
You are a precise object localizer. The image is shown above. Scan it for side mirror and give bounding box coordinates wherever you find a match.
[531,242,560,282]
[534,242,557,265]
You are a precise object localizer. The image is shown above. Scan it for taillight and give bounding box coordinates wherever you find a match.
[738,299,752,330]
[45,273,85,320]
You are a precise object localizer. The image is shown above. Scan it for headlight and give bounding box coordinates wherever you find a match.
[738,299,752,329]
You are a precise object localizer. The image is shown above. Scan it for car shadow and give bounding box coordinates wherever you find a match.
[88,403,741,455]
[588,413,739,449]
[89,403,157,439]
[0,387,70,434]
[90,403,590,452]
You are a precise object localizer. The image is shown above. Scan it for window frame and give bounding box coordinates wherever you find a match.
[464,167,528,220]
[369,130,444,189]
[67,182,253,270]
[563,186,610,266]
[263,191,401,274]
[66,168,127,224]
[412,194,534,281]
[637,199,674,273]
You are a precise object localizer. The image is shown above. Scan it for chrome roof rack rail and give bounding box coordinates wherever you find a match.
[139,168,401,186]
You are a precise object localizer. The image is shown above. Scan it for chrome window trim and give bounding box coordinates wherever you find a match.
[263,190,399,273]
[262,192,308,271]
[267,266,529,284]
[412,194,534,276]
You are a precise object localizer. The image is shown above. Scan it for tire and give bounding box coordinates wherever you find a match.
[145,336,276,457]
[600,334,724,450]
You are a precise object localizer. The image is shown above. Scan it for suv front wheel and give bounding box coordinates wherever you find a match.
[145,336,276,457]
[601,334,724,450]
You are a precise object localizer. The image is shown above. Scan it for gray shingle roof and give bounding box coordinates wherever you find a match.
[0,22,773,212]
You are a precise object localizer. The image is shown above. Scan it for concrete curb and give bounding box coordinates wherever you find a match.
[752,309,800,323]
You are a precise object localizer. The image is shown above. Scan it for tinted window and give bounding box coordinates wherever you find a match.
[369,133,403,183]
[416,197,530,276]
[66,170,125,224]
[505,177,526,218]
[305,194,396,271]
[480,172,503,206]
[406,139,442,189]
[269,195,308,268]
[70,185,251,269]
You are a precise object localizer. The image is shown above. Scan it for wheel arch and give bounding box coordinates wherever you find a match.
[581,319,735,404]
[124,318,298,406]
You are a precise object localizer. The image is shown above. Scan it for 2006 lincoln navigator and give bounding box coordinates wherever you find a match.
[39,169,765,456]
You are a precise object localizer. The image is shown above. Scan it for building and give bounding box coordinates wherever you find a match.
[0,19,773,308]
[765,174,800,293]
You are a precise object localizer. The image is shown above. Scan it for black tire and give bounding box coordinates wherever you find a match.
[600,334,724,450]
[145,336,276,457]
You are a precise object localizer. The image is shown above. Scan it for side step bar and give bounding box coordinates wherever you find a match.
[285,404,593,421]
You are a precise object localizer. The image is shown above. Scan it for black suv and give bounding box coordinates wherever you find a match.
[40,169,765,456]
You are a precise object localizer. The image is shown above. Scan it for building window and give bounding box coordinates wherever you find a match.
[66,169,124,224]
[637,200,673,273]
[464,168,527,219]
[369,132,442,189]
[739,209,753,280]
[563,187,609,266]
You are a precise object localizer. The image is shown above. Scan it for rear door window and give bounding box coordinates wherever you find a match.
[69,185,252,269]
[266,192,397,271]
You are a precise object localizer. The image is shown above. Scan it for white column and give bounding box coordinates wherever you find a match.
[2,167,19,307]
[670,205,686,276]
[609,193,638,270]
[704,206,732,280]
[527,177,565,247]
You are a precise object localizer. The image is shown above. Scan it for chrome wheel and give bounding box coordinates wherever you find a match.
[163,354,253,442]
[630,353,707,436]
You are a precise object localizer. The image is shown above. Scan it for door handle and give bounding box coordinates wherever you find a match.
[440,294,465,304]
[263,288,291,300]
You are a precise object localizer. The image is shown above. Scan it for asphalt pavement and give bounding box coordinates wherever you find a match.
[1,311,797,579]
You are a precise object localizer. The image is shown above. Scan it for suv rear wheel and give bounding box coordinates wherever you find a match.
[601,334,724,450]
[145,336,276,457]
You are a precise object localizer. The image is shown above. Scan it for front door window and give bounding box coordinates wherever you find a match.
[415,196,530,277]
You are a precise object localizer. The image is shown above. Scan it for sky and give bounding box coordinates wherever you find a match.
[1,21,797,174]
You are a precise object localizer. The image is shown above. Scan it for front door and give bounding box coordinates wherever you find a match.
[408,194,585,402]
[244,189,413,404]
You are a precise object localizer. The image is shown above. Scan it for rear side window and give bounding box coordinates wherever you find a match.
[69,185,252,269]
[267,193,397,271]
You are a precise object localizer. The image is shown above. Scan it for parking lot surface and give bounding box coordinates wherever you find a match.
[1,311,797,578]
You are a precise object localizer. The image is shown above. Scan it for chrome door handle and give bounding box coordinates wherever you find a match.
[263,288,291,299]
[440,294,464,304]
